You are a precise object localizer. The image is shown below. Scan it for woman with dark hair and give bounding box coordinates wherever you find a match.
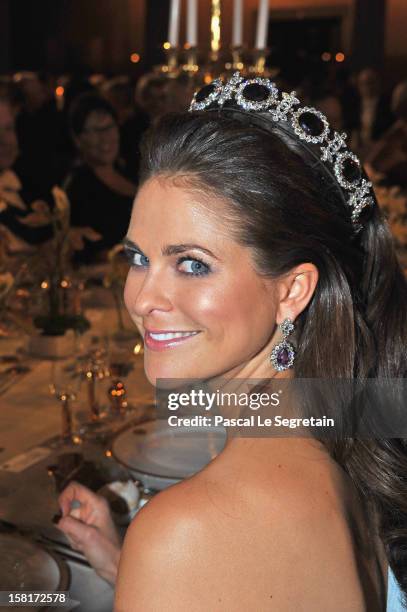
[59,74,406,610]
[64,92,136,263]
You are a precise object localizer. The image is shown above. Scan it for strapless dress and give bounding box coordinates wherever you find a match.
[388,567,405,611]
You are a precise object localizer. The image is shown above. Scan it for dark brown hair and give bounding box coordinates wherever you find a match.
[139,110,407,599]
[69,92,117,137]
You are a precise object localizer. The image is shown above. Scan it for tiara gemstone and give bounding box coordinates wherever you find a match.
[242,83,270,102]
[342,158,361,183]
[195,84,216,103]
[298,111,324,137]
[189,71,375,230]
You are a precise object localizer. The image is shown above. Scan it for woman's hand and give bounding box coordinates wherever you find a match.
[57,481,122,585]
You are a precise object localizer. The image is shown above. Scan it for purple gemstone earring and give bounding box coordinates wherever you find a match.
[270,318,296,372]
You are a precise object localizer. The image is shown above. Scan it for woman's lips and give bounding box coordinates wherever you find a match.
[144,330,201,351]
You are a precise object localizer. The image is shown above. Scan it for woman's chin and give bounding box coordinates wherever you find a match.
[144,363,201,388]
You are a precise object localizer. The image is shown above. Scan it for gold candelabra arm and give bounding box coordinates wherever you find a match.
[182,45,199,77]
[249,48,269,75]
[230,46,245,72]
[161,45,181,77]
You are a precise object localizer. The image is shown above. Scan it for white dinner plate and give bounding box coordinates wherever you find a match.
[0,532,69,611]
[112,420,226,490]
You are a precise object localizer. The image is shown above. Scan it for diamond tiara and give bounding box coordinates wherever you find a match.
[189,72,375,229]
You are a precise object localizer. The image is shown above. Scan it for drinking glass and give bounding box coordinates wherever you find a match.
[49,360,82,446]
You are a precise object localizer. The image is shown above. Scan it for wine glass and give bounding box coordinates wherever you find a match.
[106,342,137,420]
[74,336,114,440]
[49,360,82,446]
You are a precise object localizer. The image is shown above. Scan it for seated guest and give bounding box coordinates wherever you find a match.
[350,68,394,159]
[134,73,169,124]
[315,93,344,133]
[101,76,149,182]
[58,481,121,585]
[64,93,137,263]
[14,72,71,190]
[367,80,407,190]
[0,96,54,249]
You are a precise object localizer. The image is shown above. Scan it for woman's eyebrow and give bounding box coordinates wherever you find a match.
[122,237,142,251]
[123,238,219,260]
[162,243,218,259]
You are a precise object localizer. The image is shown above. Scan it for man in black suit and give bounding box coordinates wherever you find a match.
[351,68,394,159]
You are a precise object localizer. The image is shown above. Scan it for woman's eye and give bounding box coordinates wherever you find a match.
[126,250,149,268]
[178,258,210,276]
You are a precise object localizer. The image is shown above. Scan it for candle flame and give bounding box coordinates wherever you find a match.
[211,0,221,53]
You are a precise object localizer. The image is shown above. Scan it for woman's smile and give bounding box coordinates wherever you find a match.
[144,329,202,351]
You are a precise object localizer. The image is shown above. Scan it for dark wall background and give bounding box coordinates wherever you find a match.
[0,0,403,85]
[0,0,157,74]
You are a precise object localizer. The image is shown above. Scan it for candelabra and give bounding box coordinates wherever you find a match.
[248,48,279,79]
[182,45,199,77]
[227,46,246,75]
[161,45,181,78]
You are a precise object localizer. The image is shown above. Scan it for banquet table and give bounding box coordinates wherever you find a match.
[0,307,154,612]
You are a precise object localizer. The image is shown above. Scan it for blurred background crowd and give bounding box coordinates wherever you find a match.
[0,0,406,270]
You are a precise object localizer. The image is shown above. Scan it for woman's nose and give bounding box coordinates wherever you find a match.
[124,270,173,317]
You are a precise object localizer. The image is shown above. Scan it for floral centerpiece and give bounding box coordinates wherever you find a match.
[20,186,100,336]
[0,228,35,337]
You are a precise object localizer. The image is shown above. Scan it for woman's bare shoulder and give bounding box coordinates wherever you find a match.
[114,477,223,611]
[114,462,369,611]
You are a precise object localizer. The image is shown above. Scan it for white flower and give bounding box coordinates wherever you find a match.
[0,170,22,192]
[52,186,70,217]
[18,200,51,227]
[68,227,102,251]
[0,272,14,300]
[0,170,25,211]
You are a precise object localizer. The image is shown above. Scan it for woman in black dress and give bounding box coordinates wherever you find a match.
[65,93,137,263]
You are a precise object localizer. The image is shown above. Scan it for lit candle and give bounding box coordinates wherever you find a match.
[168,0,181,47]
[232,0,243,47]
[211,0,221,54]
[255,0,269,50]
[187,0,198,47]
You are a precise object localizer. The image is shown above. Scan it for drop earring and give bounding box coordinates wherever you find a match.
[270,318,296,371]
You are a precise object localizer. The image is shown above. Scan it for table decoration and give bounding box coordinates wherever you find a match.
[232,0,243,47]
[49,360,82,445]
[82,341,110,423]
[106,342,136,418]
[0,228,35,338]
[108,380,128,416]
[154,0,285,93]
[169,0,181,48]
[103,244,141,343]
[254,0,269,51]
[19,187,101,357]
